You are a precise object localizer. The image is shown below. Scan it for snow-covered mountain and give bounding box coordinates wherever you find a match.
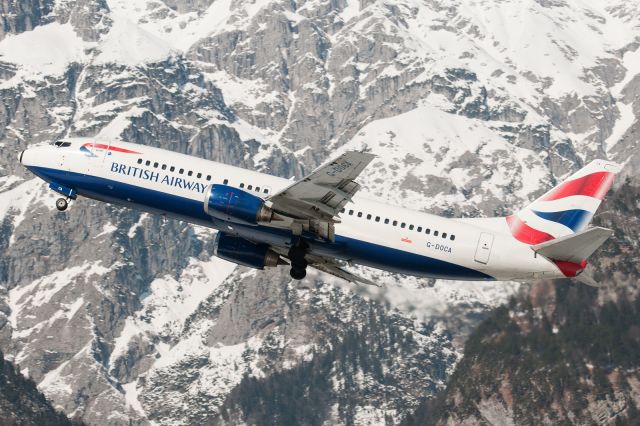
[0,0,638,424]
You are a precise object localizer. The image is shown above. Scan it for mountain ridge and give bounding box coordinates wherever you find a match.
[0,0,639,424]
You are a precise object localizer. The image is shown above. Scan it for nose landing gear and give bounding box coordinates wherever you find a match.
[48,182,76,212]
[56,198,69,211]
[288,239,308,280]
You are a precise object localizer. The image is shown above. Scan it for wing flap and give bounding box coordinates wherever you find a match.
[310,262,379,287]
[268,151,375,223]
[532,226,613,263]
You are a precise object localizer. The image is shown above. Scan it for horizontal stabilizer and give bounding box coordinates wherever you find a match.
[575,266,602,288]
[531,226,613,263]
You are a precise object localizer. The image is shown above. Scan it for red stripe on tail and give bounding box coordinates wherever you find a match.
[506,215,555,245]
[553,260,588,277]
[542,171,614,201]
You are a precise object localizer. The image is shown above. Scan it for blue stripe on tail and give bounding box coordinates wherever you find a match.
[532,209,592,232]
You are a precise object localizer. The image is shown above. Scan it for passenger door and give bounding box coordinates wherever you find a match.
[474,232,494,264]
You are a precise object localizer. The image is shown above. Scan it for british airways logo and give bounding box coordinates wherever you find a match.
[82,143,141,158]
[80,145,98,157]
[110,162,207,194]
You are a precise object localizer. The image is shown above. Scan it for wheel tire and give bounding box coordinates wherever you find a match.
[290,267,306,280]
[56,198,68,211]
[288,250,307,268]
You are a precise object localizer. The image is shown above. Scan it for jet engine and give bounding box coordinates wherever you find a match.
[213,233,284,269]
[204,184,276,225]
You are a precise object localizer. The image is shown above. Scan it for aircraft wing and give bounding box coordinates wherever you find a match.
[267,151,375,223]
[307,255,379,287]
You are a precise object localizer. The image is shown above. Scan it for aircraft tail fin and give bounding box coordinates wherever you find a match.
[506,159,622,245]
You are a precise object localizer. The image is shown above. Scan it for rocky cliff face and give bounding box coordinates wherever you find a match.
[0,0,638,424]
[406,183,640,425]
[0,348,74,425]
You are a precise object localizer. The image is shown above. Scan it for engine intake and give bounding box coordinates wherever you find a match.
[204,184,275,225]
[213,233,284,269]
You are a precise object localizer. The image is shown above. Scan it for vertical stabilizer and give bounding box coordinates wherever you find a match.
[506,159,621,245]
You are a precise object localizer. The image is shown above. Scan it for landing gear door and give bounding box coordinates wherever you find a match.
[474,232,494,264]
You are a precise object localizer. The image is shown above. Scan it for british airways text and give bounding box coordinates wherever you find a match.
[110,162,207,194]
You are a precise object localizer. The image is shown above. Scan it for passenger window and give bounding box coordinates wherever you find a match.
[188,171,193,176]
[366,214,372,220]
[240,183,245,188]
[341,208,345,213]
[179,168,184,174]
[349,210,354,215]
[384,219,389,224]
[137,158,143,164]
[197,172,202,178]
[256,187,260,192]
[375,216,380,222]
[223,179,228,184]
[450,235,455,241]
[264,188,269,194]
[248,185,253,190]
[393,220,398,226]
[401,223,406,228]
[146,160,151,166]
[426,229,431,234]
[417,226,422,232]
[206,175,211,181]
[357,212,362,218]
[170,166,175,172]
[153,162,159,168]
[161,164,167,170]
[434,231,439,236]
[409,225,414,230]
[442,232,447,238]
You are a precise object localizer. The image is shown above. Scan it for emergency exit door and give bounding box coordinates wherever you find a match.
[474,232,494,264]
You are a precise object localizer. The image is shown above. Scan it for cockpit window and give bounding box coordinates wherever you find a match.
[54,141,71,147]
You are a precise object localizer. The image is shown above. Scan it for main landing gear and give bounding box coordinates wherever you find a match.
[288,239,308,280]
[56,198,69,211]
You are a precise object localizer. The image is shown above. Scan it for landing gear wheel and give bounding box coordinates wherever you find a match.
[290,267,307,280]
[288,238,308,280]
[56,198,68,211]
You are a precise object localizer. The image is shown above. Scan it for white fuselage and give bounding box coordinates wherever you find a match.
[19,138,565,281]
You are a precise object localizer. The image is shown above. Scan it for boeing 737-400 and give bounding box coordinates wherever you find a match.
[18,139,621,286]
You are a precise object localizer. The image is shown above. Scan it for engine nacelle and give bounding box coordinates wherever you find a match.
[204,184,275,225]
[213,233,282,269]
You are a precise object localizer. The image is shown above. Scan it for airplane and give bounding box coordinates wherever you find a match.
[18,138,621,286]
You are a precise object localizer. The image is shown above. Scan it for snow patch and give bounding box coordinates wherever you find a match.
[0,23,86,77]
[128,213,149,238]
[95,222,118,238]
[9,262,110,329]
[95,15,174,66]
[122,381,146,417]
[108,257,237,368]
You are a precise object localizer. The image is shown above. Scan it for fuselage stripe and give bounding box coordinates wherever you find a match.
[81,143,141,154]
